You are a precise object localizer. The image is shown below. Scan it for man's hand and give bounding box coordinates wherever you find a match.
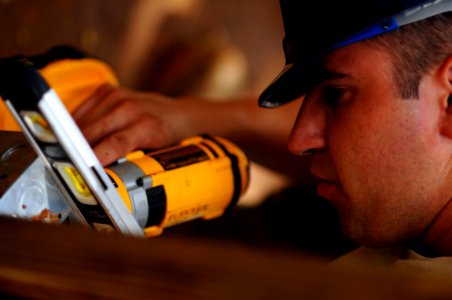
[73,84,199,166]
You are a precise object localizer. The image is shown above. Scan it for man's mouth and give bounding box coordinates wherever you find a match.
[316,180,339,201]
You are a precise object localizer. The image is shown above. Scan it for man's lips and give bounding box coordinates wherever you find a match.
[316,180,340,201]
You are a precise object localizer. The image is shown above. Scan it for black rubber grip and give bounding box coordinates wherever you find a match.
[201,134,242,215]
[145,185,167,227]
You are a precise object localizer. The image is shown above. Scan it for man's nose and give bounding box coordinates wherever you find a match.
[288,97,327,155]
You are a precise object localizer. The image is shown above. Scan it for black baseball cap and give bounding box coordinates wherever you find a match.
[259,0,452,108]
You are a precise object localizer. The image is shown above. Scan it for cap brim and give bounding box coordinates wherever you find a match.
[260,0,452,108]
[259,60,316,108]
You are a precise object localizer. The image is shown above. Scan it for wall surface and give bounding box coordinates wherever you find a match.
[0,0,284,94]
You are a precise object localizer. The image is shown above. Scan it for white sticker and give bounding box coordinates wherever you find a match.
[21,111,57,143]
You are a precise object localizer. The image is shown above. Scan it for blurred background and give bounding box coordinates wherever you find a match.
[0,0,356,259]
[0,0,284,96]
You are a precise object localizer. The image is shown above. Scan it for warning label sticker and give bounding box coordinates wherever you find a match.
[151,145,209,170]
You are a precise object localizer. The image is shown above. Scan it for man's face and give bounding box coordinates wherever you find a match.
[288,42,451,247]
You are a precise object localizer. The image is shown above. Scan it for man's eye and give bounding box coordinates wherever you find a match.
[322,86,346,105]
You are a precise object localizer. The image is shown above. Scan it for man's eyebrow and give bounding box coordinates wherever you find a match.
[304,65,355,93]
[317,67,351,82]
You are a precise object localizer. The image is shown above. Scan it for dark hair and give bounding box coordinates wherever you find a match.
[366,12,452,99]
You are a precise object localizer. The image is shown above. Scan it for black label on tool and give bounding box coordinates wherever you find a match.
[151,145,209,170]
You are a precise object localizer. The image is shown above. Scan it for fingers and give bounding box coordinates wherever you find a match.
[73,84,115,123]
[93,119,173,166]
[72,85,186,165]
[75,85,134,130]
[81,99,141,146]
[92,131,132,166]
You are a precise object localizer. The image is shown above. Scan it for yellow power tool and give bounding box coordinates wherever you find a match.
[106,134,248,237]
[0,48,249,238]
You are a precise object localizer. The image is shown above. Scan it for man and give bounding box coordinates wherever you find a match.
[75,0,452,260]
[267,0,452,257]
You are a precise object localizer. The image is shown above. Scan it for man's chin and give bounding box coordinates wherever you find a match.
[338,219,399,249]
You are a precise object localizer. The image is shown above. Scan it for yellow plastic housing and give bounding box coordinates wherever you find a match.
[0,58,118,131]
[105,135,249,238]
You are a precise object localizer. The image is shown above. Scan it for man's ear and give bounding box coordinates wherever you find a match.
[439,56,452,139]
